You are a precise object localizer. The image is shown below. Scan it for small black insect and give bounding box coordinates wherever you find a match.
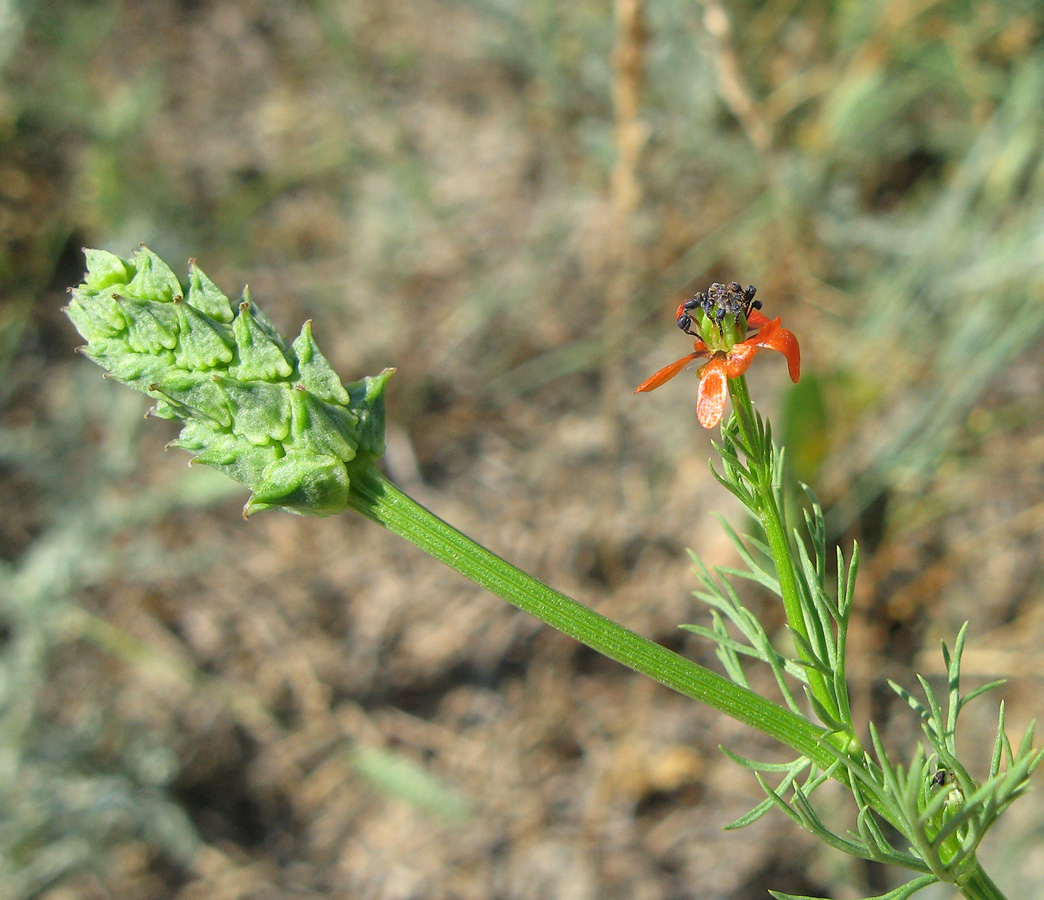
[931,767,953,789]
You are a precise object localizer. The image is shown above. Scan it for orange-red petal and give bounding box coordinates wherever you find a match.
[750,317,800,382]
[634,347,707,393]
[724,340,760,377]
[746,309,771,329]
[696,355,729,428]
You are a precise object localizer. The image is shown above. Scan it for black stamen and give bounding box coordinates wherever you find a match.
[700,280,763,323]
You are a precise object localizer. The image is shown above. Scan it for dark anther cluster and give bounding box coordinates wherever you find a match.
[676,281,762,336]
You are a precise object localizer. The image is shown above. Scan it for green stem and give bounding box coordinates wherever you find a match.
[345,464,835,767]
[958,863,1008,900]
[727,375,842,725]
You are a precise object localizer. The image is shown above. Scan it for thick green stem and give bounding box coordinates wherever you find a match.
[345,464,835,767]
[727,375,842,725]
[958,863,1008,900]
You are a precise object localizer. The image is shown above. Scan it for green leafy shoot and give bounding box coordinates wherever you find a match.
[65,246,393,517]
[678,376,1041,899]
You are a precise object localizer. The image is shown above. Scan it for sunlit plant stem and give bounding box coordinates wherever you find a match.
[345,464,836,767]
[727,374,844,729]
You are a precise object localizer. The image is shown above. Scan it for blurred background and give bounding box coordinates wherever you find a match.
[3,0,1044,897]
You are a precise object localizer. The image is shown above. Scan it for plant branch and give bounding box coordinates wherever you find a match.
[727,375,842,726]
[345,464,836,768]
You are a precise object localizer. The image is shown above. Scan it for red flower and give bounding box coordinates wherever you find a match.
[635,308,800,428]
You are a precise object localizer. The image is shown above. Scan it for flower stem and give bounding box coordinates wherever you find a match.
[345,464,836,766]
[727,375,843,726]
[958,863,1008,900]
